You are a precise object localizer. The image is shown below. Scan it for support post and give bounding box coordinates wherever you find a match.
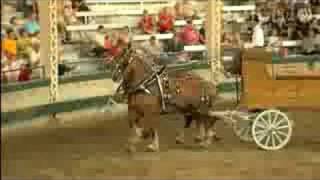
[39,0,59,120]
[207,0,224,84]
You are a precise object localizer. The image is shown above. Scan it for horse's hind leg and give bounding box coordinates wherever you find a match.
[202,117,221,147]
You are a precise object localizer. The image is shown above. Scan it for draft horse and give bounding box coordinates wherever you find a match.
[111,47,221,152]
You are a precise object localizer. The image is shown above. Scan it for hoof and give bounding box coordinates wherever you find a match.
[213,135,222,142]
[146,144,159,152]
[198,141,210,149]
[194,136,203,143]
[126,145,136,153]
[176,138,185,145]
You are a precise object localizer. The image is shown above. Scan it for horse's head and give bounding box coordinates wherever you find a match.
[111,45,133,83]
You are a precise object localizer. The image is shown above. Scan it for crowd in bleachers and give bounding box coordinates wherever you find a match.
[1,5,40,84]
[2,0,320,85]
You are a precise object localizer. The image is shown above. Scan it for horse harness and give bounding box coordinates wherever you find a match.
[116,51,212,113]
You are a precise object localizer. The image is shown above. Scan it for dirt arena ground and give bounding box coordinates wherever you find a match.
[2,105,320,180]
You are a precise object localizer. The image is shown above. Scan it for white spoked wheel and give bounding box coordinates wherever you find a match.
[230,108,257,142]
[252,110,293,151]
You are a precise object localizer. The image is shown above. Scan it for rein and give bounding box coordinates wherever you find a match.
[115,50,167,110]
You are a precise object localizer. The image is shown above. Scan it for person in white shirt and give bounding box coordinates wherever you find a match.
[268,28,282,53]
[302,28,318,54]
[28,43,40,66]
[252,16,265,47]
[140,36,163,64]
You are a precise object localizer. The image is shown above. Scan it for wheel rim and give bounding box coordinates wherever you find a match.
[252,110,293,151]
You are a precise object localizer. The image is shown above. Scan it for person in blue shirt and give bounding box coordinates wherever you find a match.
[24,13,40,35]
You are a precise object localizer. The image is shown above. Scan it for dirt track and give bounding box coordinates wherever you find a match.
[2,108,320,179]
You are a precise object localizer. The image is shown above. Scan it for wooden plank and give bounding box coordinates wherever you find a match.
[67,24,128,31]
[132,33,173,41]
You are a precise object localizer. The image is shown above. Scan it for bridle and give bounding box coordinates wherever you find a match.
[113,48,167,110]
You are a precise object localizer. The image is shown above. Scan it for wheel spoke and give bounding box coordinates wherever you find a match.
[264,134,271,146]
[243,126,251,139]
[259,116,269,127]
[271,134,276,147]
[274,132,283,143]
[276,124,289,130]
[276,130,288,138]
[274,118,285,127]
[256,131,268,142]
[267,113,272,126]
[255,122,267,129]
[272,112,280,125]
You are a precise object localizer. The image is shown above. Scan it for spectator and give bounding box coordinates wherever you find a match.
[75,0,90,24]
[28,43,40,66]
[1,53,23,82]
[64,1,78,25]
[179,19,200,45]
[90,25,106,57]
[109,39,126,61]
[104,34,113,53]
[77,0,90,11]
[268,28,282,53]
[138,10,155,34]
[119,26,131,45]
[182,0,195,20]
[24,12,40,35]
[17,28,32,58]
[174,2,184,20]
[2,29,17,58]
[18,62,32,82]
[9,16,24,36]
[140,36,163,62]
[252,16,265,47]
[302,28,318,54]
[199,21,206,44]
[63,0,79,42]
[158,7,174,33]
[222,32,233,47]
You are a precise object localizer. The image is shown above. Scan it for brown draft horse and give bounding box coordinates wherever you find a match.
[111,47,221,152]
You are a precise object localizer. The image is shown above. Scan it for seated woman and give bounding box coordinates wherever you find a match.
[157,7,174,33]
[178,19,200,45]
[138,10,155,34]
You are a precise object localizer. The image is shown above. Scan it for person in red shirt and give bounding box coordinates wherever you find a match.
[157,7,174,33]
[179,19,200,45]
[138,10,155,34]
[18,63,32,82]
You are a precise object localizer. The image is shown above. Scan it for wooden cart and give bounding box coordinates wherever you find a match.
[230,48,320,150]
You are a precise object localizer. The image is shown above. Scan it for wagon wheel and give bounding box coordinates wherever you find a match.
[252,110,293,151]
[230,107,258,142]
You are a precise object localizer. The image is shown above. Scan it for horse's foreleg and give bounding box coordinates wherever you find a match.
[194,119,206,143]
[176,114,193,144]
[127,112,142,153]
[147,128,160,152]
